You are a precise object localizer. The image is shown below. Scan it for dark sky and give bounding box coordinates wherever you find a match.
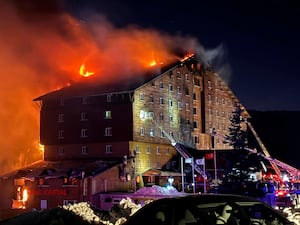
[65,0,300,111]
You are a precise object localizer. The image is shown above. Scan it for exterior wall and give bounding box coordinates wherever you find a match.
[133,62,205,150]
[44,142,130,160]
[203,71,239,150]
[40,93,133,160]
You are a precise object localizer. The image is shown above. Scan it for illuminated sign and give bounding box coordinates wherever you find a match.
[30,189,68,196]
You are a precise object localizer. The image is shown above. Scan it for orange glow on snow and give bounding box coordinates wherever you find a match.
[79,64,95,77]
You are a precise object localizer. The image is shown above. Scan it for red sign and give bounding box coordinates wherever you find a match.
[30,189,68,196]
[205,153,214,160]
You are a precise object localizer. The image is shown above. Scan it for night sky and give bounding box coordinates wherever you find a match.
[65,0,300,111]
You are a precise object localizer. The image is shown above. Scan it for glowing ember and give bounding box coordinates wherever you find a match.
[79,64,94,77]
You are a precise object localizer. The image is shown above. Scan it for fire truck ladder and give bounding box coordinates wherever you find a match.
[247,122,282,177]
[151,119,206,177]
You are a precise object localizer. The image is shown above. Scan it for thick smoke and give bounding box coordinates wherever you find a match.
[0,1,229,174]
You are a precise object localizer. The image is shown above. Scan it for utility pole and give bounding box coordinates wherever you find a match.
[210,128,217,184]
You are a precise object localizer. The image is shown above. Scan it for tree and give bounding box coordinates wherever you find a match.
[224,103,248,150]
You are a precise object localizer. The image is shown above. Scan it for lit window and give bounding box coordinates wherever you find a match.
[149,128,154,137]
[80,112,88,121]
[81,129,88,138]
[81,146,88,154]
[82,97,88,104]
[105,127,112,136]
[105,145,112,153]
[58,130,64,139]
[105,110,112,119]
[58,147,64,155]
[58,113,64,123]
[140,127,145,136]
[107,94,112,102]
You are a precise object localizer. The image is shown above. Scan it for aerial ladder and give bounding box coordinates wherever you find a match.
[150,119,207,178]
[212,121,299,180]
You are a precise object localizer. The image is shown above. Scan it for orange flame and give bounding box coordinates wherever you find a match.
[79,64,95,77]
[22,189,28,202]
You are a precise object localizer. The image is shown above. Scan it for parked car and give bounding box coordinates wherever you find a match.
[123,194,294,225]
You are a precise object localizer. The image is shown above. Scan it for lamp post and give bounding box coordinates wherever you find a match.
[210,128,217,184]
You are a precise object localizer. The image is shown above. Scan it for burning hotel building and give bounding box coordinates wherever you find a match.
[0,54,245,215]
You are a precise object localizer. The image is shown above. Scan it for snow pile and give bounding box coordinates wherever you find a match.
[282,208,300,225]
[133,185,185,196]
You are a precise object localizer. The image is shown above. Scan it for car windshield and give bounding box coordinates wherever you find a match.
[193,201,292,225]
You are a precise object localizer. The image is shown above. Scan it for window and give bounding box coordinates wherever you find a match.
[159,97,164,105]
[194,77,200,86]
[105,145,112,153]
[169,100,173,107]
[149,95,154,103]
[63,200,77,205]
[169,115,173,122]
[105,110,112,119]
[193,107,197,114]
[81,146,88,154]
[185,88,189,96]
[82,97,88,104]
[159,114,164,121]
[169,84,173,91]
[194,136,199,144]
[81,129,88,138]
[160,129,165,138]
[193,93,197,100]
[178,102,182,109]
[58,113,64,123]
[135,145,140,153]
[148,112,154,119]
[166,148,170,155]
[58,147,64,155]
[208,94,212,103]
[146,146,151,154]
[80,112,88,121]
[59,99,64,106]
[176,71,181,78]
[105,127,112,136]
[186,103,190,111]
[185,73,189,80]
[194,121,198,128]
[156,147,161,155]
[159,82,164,88]
[150,128,155,137]
[107,94,112,102]
[208,80,212,89]
[140,127,145,136]
[139,93,144,100]
[177,86,181,94]
[58,130,64,139]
